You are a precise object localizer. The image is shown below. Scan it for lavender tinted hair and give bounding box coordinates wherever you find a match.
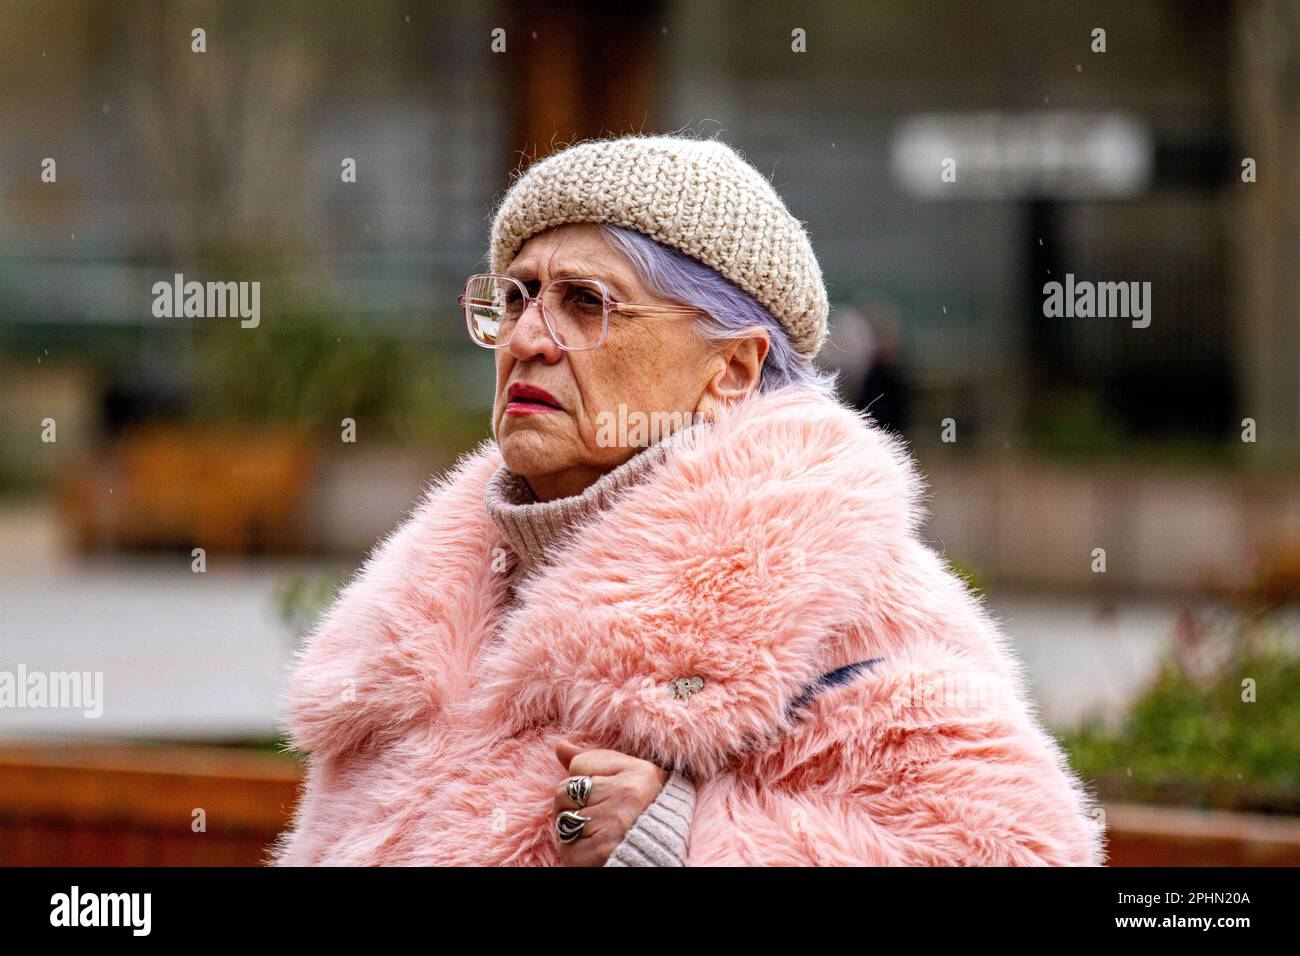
[598,224,838,396]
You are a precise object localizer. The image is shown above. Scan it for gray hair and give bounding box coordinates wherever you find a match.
[598,224,838,396]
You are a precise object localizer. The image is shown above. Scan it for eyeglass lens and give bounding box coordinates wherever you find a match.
[465,276,607,349]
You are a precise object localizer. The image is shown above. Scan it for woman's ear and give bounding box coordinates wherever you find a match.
[702,332,769,412]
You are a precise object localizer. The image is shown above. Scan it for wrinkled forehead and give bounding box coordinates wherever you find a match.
[504,224,637,296]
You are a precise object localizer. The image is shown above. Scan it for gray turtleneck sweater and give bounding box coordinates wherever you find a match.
[483,431,699,867]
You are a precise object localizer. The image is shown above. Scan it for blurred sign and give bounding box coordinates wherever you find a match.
[891,112,1153,199]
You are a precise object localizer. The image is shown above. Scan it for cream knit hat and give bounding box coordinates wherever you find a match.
[488,134,829,359]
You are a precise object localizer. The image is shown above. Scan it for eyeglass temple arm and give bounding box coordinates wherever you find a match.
[610,303,706,317]
[458,290,703,317]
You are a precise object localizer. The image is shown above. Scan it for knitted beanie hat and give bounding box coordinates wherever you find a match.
[488,134,829,359]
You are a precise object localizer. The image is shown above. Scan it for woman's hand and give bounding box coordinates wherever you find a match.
[552,738,669,866]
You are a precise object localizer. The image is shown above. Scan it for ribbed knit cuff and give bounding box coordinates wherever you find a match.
[603,770,695,867]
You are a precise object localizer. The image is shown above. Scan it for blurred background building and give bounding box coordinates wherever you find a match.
[0,0,1297,865]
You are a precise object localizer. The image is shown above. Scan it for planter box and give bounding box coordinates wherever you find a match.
[4,745,1299,866]
[56,426,315,554]
[0,744,300,867]
[1104,802,1300,866]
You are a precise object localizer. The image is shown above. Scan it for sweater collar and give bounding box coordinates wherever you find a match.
[484,421,707,576]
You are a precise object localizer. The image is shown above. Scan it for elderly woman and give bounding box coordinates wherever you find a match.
[271,135,1105,866]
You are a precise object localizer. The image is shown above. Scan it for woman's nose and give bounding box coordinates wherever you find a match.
[507,298,561,361]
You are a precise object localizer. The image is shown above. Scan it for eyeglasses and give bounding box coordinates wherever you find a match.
[458,273,706,351]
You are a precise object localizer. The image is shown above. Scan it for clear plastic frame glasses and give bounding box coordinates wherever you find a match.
[458,273,706,351]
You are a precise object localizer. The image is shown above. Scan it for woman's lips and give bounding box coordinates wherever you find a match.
[505,400,560,416]
[505,383,563,415]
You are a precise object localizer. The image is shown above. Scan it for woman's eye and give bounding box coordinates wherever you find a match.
[569,287,603,309]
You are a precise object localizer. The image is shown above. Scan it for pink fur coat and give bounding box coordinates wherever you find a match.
[270,386,1107,866]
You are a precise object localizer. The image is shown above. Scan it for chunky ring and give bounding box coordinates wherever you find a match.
[564,774,593,808]
[556,810,591,844]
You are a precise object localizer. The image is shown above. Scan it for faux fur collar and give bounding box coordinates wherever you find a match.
[281,385,930,779]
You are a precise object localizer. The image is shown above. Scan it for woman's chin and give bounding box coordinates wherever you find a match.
[498,431,567,478]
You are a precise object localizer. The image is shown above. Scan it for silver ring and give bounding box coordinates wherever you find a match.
[564,775,593,808]
[556,810,591,844]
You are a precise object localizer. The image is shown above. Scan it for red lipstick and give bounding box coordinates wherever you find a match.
[506,382,563,415]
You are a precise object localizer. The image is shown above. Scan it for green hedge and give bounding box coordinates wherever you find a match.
[1062,608,1300,814]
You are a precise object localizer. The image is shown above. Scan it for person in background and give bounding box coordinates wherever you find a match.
[853,299,911,438]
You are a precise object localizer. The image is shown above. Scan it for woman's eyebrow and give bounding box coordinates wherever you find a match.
[507,264,631,296]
